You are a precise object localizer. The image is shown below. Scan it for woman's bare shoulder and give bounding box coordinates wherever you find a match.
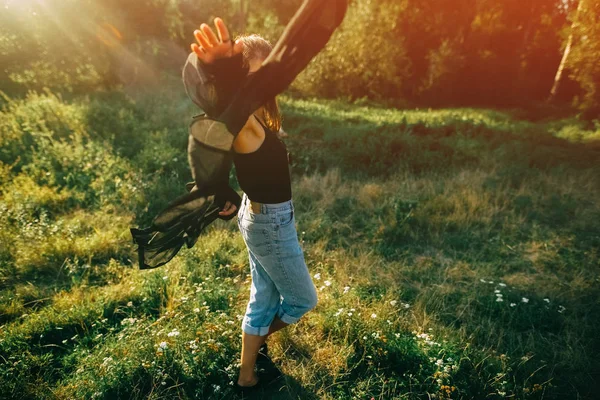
[233,114,265,154]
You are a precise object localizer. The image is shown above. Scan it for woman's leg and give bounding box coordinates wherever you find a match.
[236,197,314,385]
[238,315,288,385]
[238,316,288,385]
[266,316,289,336]
[238,332,265,385]
[237,218,281,385]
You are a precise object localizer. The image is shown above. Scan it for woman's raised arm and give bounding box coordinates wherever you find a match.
[182,17,248,118]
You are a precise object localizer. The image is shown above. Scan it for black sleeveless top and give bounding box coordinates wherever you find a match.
[233,116,292,203]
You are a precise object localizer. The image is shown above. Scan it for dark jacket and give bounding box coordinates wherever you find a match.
[130,0,348,269]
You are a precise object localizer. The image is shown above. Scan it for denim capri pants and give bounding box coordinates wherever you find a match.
[237,192,318,336]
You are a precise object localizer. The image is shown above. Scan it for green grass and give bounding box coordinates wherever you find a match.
[0,86,599,399]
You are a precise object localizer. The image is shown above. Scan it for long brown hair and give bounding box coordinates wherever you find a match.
[235,33,282,132]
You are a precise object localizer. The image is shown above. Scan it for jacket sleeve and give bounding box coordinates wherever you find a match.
[182,51,249,119]
[187,126,241,220]
[183,51,248,218]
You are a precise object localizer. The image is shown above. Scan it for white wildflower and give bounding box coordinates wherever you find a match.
[510,303,516,307]
[121,317,137,326]
[313,273,321,280]
[371,313,377,319]
[324,280,332,287]
[343,286,350,294]
[521,297,529,303]
[390,300,398,306]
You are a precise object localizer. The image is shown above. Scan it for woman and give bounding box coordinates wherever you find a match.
[131,0,346,272]
[189,19,319,390]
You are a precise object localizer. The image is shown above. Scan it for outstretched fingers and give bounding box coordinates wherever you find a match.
[192,30,210,62]
[194,29,211,50]
[214,17,230,43]
[191,17,243,62]
[191,43,205,60]
[201,22,220,46]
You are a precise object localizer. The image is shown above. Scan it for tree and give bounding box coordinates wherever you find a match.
[567,0,600,115]
[549,0,584,102]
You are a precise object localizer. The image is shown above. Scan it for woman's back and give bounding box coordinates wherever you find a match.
[233,115,291,204]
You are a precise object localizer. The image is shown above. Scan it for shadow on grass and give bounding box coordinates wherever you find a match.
[234,374,318,400]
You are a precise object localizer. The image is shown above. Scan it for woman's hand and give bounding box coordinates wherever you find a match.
[191,17,244,64]
[219,200,237,217]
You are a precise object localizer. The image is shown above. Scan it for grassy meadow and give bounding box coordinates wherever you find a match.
[0,85,599,399]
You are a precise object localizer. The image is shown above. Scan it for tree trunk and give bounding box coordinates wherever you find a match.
[549,0,584,102]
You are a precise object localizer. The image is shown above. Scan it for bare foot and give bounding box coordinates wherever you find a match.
[237,371,259,387]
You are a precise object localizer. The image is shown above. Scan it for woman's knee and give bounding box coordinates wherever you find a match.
[306,285,318,311]
[278,287,318,324]
[296,286,318,316]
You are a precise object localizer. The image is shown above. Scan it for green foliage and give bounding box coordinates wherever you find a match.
[569,0,600,114]
[0,90,599,399]
[0,0,238,94]
[292,0,409,101]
